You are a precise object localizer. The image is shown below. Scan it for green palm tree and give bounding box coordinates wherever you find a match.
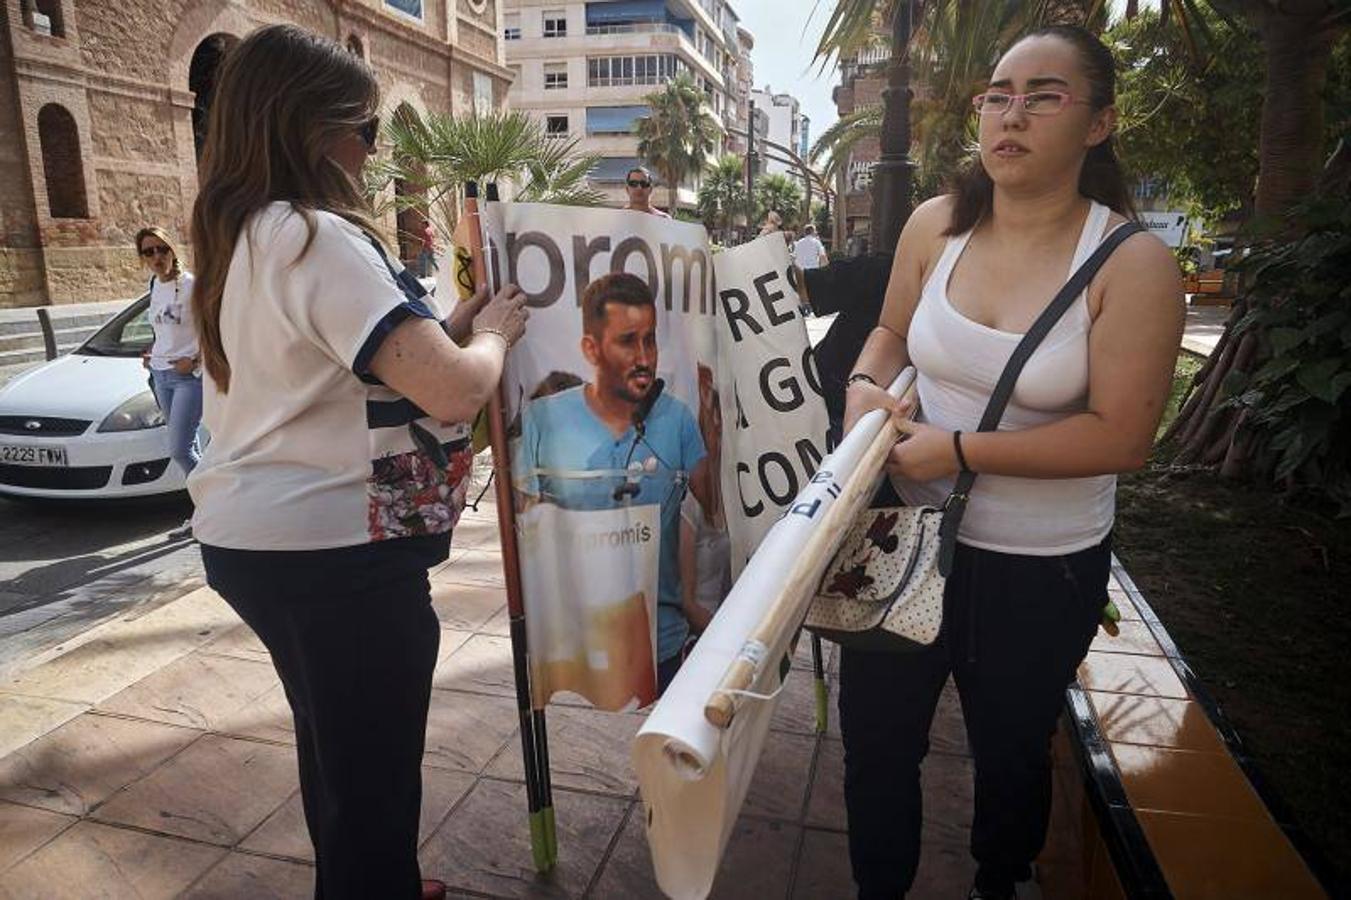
[809,105,883,186]
[697,155,749,236]
[366,108,602,241]
[636,73,721,213]
[754,173,806,229]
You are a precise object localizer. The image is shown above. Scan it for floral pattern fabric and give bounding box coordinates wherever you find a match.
[367,443,473,541]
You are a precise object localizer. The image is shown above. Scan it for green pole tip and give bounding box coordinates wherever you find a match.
[543,805,559,867]
[528,811,550,872]
[814,678,829,734]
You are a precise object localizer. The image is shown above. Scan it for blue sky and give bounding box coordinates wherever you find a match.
[736,1,837,155]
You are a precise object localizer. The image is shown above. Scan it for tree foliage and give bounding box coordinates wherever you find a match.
[1172,191,1351,512]
[753,173,806,229]
[366,109,603,238]
[636,74,720,213]
[1108,10,1263,226]
[696,155,748,236]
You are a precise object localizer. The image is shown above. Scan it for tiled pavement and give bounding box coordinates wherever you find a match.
[0,496,980,899]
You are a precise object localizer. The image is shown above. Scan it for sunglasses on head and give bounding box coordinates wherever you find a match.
[627,179,651,188]
[358,116,380,149]
[139,245,172,258]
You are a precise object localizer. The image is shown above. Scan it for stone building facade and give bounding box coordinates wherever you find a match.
[830,44,886,251]
[0,0,511,308]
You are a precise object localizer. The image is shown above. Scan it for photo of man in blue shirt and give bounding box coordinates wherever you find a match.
[513,272,718,691]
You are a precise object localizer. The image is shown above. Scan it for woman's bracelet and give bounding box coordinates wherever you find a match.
[845,372,878,389]
[472,326,511,348]
[953,430,973,474]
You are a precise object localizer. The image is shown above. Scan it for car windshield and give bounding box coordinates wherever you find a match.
[76,295,153,357]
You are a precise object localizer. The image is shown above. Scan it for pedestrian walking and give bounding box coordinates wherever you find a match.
[185,24,528,900]
[136,225,200,540]
[793,224,829,270]
[418,218,438,277]
[838,25,1184,900]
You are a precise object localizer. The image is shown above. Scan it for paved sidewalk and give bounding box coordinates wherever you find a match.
[0,491,982,899]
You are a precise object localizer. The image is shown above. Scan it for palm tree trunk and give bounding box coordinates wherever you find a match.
[1252,10,1335,222]
[1167,8,1337,477]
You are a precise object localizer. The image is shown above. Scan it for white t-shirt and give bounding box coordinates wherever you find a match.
[188,202,472,551]
[147,272,199,370]
[793,235,827,270]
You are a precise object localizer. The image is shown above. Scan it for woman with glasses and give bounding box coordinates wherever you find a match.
[136,226,200,540]
[186,25,528,900]
[837,26,1184,900]
[623,166,670,217]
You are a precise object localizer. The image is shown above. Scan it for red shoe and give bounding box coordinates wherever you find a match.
[421,879,447,900]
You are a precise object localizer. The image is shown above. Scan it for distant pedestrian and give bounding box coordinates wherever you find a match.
[418,218,438,277]
[758,210,782,236]
[186,24,528,900]
[136,225,200,541]
[794,224,828,270]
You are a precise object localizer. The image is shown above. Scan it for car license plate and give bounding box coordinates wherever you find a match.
[0,444,68,466]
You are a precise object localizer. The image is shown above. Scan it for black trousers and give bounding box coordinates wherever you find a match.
[837,536,1111,899]
[202,534,449,900]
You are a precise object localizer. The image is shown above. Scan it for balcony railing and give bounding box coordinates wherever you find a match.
[585,22,682,36]
[588,74,669,87]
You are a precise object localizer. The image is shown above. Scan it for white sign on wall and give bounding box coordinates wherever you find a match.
[1139,210,1189,247]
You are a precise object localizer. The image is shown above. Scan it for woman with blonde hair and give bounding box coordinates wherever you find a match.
[187,24,527,900]
[136,225,200,539]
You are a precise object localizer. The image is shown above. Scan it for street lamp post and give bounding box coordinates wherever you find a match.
[869,0,916,254]
[746,99,758,240]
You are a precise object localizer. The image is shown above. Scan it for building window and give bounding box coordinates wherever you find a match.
[28,0,65,36]
[384,0,423,21]
[585,105,649,136]
[544,63,568,90]
[545,115,569,138]
[543,11,567,37]
[346,34,364,57]
[588,54,682,87]
[503,13,520,40]
[37,104,87,219]
[473,71,494,115]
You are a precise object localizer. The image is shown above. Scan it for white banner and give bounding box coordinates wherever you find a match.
[518,502,660,710]
[712,235,831,573]
[481,204,720,711]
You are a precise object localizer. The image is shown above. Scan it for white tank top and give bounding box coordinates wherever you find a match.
[894,201,1116,556]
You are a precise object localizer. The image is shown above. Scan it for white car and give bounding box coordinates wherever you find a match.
[0,276,439,500]
[0,293,186,499]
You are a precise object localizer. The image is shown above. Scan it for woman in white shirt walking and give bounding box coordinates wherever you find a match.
[137,226,200,539]
[187,25,527,900]
[838,26,1184,900]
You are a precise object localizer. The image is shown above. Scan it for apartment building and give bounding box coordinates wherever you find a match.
[749,85,803,177]
[503,0,749,209]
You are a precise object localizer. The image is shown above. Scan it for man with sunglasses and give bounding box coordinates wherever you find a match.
[623,166,670,218]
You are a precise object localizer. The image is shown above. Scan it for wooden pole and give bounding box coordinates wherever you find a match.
[703,378,916,729]
[465,182,555,871]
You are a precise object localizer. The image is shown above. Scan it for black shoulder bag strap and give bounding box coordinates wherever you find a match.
[936,221,1144,576]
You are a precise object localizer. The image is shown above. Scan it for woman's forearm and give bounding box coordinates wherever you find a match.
[849,326,911,385]
[962,410,1154,479]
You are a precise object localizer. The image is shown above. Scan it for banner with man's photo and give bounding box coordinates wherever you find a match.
[476,204,826,713]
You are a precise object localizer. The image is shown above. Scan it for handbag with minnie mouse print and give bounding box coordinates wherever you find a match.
[804,222,1143,652]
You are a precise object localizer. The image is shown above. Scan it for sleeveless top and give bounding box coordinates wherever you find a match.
[894,201,1117,556]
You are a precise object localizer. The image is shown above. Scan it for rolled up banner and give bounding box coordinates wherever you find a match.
[633,367,916,900]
